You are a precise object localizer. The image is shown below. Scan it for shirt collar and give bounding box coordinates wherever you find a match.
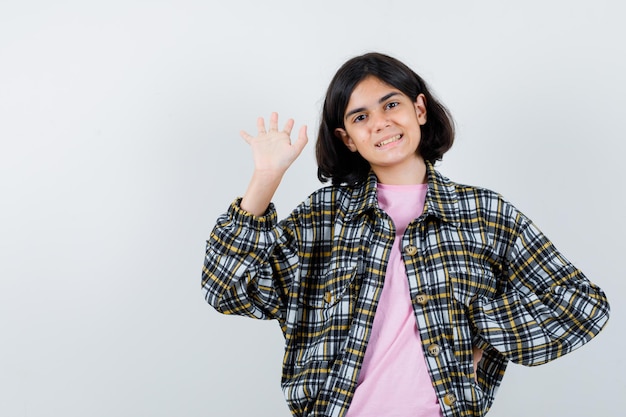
[423,162,461,227]
[344,162,460,227]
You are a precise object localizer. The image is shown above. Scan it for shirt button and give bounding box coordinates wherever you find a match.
[415,293,429,305]
[443,392,457,406]
[427,344,441,356]
[324,291,332,304]
[403,245,418,256]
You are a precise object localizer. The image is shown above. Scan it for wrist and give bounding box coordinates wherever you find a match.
[240,170,283,216]
[251,168,285,184]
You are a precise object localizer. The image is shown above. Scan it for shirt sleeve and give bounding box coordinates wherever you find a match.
[201,198,300,323]
[469,203,610,366]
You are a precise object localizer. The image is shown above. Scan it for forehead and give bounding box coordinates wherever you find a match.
[347,76,405,106]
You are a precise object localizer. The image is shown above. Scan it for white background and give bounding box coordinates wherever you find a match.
[1,1,624,416]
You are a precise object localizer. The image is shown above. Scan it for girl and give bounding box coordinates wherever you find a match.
[202,52,609,417]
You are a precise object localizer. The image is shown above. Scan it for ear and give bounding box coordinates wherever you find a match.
[414,94,427,125]
[334,128,358,152]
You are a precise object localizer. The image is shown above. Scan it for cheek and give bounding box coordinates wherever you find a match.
[408,115,424,134]
[346,127,367,141]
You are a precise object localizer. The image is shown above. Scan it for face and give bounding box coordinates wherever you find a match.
[334,76,427,183]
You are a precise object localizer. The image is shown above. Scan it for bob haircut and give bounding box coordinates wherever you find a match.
[316,52,455,186]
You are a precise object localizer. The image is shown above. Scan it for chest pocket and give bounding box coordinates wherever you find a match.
[450,269,499,308]
[294,265,359,366]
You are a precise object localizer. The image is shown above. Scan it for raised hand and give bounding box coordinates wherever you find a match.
[240,112,308,176]
[239,112,309,216]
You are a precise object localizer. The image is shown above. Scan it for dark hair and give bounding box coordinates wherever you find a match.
[316,52,455,185]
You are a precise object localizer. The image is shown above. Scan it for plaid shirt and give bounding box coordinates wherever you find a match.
[202,163,609,417]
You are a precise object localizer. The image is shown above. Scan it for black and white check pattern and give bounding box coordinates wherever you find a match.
[202,163,609,417]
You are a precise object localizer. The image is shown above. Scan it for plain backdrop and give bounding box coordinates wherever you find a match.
[1,1,624,416]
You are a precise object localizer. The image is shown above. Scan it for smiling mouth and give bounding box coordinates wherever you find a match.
[376,134,402,147]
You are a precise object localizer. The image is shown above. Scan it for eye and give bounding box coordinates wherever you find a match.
[353,114,367,123]
[385,101,400,110]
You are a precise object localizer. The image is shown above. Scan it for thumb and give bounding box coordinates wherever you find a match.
[293,125,309,154]
[240,130,253,144]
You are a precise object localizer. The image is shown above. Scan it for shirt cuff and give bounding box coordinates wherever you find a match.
[228,198,278,231]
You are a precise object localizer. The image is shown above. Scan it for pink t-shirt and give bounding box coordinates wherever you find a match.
[346,183,442,417]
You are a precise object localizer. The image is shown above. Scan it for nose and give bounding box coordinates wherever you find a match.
[371,110,389,131]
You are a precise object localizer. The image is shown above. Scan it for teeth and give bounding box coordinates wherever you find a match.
[376,134,402,147]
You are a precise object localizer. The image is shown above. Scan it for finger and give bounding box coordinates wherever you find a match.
[256,117,267,134]
[268,112,279,131]
[240,130,253,144]
[283,118,295,135]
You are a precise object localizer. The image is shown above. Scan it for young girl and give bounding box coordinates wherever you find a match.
[202,53,610,417]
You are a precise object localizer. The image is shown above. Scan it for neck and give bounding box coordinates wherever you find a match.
[374,159,427,185]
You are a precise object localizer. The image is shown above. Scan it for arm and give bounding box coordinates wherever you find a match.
[202,200,301,321]
[201,113,308,320]
[469,203,610,366]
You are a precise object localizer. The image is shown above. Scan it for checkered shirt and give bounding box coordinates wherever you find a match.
[202,163,610,417]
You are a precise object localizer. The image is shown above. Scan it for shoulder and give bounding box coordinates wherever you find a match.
[286,183,356,223]
[432,168,526,225]
[455,181,507,206]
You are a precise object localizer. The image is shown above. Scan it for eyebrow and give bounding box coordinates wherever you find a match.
[344,92,401,120]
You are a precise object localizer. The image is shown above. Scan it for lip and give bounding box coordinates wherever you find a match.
[375,134,403,148]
